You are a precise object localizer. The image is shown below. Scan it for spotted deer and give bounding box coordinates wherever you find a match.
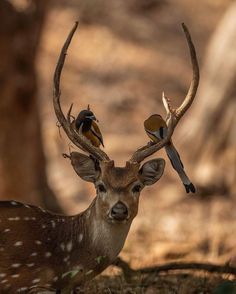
[0,22,199,293]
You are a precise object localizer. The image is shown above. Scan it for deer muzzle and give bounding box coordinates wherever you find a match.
[110,201,129,221]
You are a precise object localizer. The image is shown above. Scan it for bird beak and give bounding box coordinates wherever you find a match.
[86,115,97,121]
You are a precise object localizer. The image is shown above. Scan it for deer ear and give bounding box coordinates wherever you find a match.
[139,158,165,186]
[70,152,100,183]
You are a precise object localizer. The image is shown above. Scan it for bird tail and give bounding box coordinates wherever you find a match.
[165,143,195,193]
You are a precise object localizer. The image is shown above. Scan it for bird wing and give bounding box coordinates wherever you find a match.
[145,127,168,141]
[91,121,104,147]
[145,129,162,142]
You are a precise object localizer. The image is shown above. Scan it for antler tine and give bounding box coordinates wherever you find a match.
[67,103,74,124]
[130,23,199,164]
[53,22,110,162]
[162,23,199,124]
[162,91,171,115]
[176,23,200,118]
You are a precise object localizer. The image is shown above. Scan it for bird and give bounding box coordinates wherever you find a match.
[144,114,195,193]
[74,108,104,148]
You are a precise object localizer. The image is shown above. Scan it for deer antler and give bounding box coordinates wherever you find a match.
[53,21,110,162]
[130,23,200,164]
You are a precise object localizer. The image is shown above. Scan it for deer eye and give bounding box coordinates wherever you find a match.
[132,184,142,194]
[97,184,107,193]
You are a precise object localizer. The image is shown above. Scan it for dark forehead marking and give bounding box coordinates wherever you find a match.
[101,166,139,189]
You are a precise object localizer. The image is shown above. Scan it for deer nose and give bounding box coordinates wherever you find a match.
[111,201,128,221]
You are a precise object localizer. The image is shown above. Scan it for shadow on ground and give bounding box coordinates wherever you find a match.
[82,271,236,294]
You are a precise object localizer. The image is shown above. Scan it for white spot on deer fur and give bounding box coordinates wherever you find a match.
[32,278,40,284]
[51,221,56,228]
[27,263,35,267]
[17,287,28,292]
[31,252,37,256]
[31,217,36,220]
[8,217,20,221]
[11,264,21,268]
[39,207,46,213]
[53,276,58,282]
[11,201,18,205]
[45,252,51,258]
[35,240,42,245]
[1,279,8,284]
[42,224,46,229]
[60,243,65,251]
[63,256,70,263]
[12,274,20,278]
[24,217,30,220]
[86,209,91,219]
[14,241,23,246]
[66,241,73,252]
[45,283,52,287]
[85,269,94,275]
[79,234,83,242]
[4,229,10,233]
[0,273,6,278]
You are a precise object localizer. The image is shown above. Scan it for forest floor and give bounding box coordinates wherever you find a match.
[82,273,235,293]
[37,0,235,292]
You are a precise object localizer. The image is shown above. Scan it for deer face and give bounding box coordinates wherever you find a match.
[70,152,165,224]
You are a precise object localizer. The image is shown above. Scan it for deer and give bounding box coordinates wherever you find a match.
[0,22,199,293]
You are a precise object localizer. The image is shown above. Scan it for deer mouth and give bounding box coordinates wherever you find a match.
[107,215,130,224]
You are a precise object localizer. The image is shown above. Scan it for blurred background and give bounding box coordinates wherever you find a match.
[0,0,235,292]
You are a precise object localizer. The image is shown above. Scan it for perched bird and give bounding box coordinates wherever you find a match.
[144,114,195,193]
[74,109,104,148]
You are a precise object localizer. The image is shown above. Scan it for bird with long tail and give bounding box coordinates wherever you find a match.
[144,94,195,193]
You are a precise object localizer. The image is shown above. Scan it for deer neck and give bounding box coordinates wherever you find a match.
[87,197,132,261]
[74,197,131,263]
[53,197,132,290]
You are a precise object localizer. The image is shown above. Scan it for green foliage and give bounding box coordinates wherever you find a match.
[61,266,83,279]
[95,255,107,264]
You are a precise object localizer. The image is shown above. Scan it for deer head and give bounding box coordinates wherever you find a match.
[70,153,165,224]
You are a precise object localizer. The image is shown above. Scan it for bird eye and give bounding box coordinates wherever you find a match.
[132,185,142,194]
[97,184,107,193]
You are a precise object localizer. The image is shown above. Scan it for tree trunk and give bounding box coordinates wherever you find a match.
[0,0,62,212]
[179,2,236,196]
